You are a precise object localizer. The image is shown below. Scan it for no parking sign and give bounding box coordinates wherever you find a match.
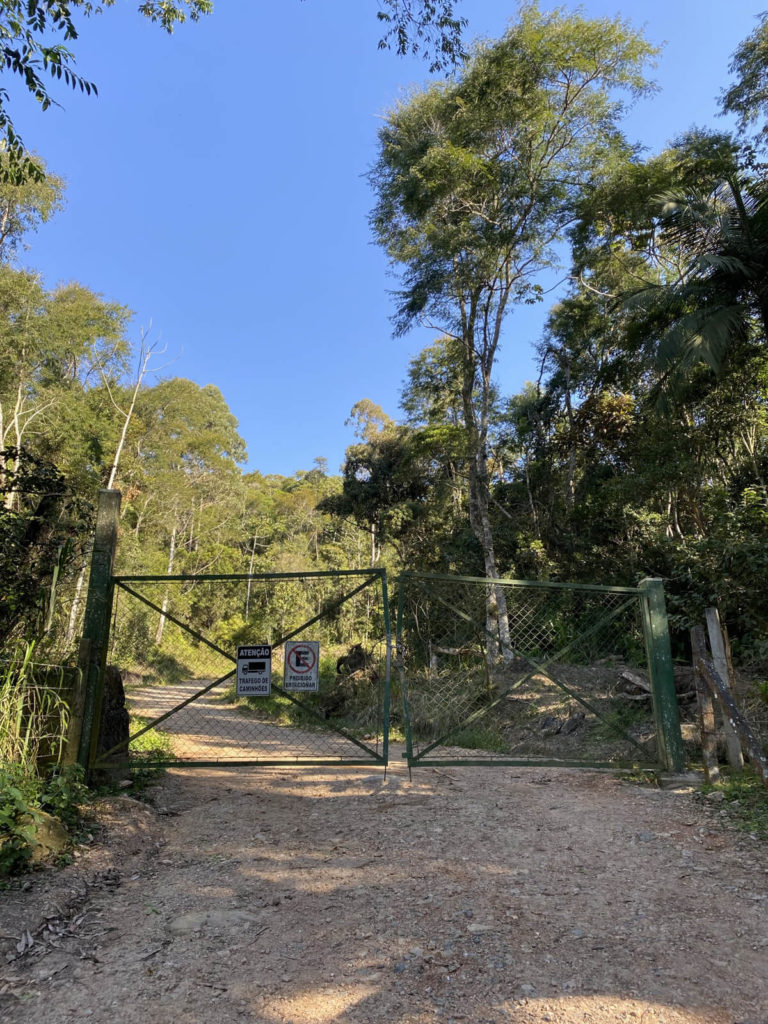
[284,641,320,692]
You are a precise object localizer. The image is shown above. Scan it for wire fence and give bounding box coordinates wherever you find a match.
[396,573,660,767]
[103,571,390,766]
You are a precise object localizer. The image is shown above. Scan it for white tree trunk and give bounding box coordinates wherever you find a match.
[154,524,177,646]
[64,550,90,648]
[245,535,258,619]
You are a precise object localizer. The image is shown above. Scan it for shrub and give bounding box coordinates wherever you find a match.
[0,763,88,875]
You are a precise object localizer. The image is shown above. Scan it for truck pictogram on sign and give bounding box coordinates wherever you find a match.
[284,641,320,692]
[236,645,271,696]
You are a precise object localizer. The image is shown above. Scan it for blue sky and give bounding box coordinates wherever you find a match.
[10,1,767,475]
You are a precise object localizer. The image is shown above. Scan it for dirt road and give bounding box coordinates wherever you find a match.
[2,753,767,1024]
[127,682,384,763]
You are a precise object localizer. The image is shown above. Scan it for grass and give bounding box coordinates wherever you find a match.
[448,723,507,752]
[0,644,71,768]
[0,644,90,874]
[123,713,175,788]
[701,769,768,840]
[129,712,174,759]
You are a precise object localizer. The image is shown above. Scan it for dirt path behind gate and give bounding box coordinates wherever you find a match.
[1,755,767,1024]
[127,681,386,763]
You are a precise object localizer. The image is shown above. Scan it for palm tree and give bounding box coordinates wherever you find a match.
[648,174,768,387]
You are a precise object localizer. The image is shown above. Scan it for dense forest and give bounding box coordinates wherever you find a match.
[1,4,767,685]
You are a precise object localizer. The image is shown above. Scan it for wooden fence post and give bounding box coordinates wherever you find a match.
[694,655,768,787]
[690,625,719,783]
[705,607,744,772]
[75,489,121,774]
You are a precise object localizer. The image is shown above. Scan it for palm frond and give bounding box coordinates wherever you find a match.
[657,303,749,375]
[696,252,750,276]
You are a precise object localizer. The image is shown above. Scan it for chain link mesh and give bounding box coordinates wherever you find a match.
[396,574,658,766]
[106,573,389,765]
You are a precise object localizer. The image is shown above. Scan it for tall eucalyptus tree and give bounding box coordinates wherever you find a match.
[369,2,655,653]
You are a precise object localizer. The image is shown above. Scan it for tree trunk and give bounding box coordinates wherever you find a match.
[370,522,381,566]
[154,524,177,646]
[562,357,576,512]
[524,457,540,539]
[463,395,513,662]
[245,535,257,619]
[64,549,90,649]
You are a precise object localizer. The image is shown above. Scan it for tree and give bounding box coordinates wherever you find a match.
[0,154,64,257]
[498,118,768,656]
[323,411,463,569]
[569,129,768,395]
[720,11,768,149]
[113,377,246,643]
[0,445,92,644]
[369,2,655,654]
[0,266,130,507]
[650,174,768,386]
[376,0,466,71]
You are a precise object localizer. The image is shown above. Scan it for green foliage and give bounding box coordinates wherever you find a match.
[376,1,466,72]
[0,155,64,257]
[322,420,434,562]
[0,768,41,874]
[0,643,72,766]
[0,450,94,646]
[371,4,656,338]
[0,638,86,874]
[647,175,768,389]
[449,724,506,752]
[0,763,87,875]
[369,2,657,596]
[39,764,88,826]
[721,12,768,149]
[701,770,768,840]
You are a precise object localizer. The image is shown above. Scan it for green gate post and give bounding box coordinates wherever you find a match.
[640,577,685,772]
[381,569,391,767]
[395,577,415,765]
[76,489,121,775]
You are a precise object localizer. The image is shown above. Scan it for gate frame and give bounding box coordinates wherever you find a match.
[76,492,392,774]
[74,491,683,777]
[395,571,685,773]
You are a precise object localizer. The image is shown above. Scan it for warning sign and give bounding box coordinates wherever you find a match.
[237,645,272,696]
[284,641,320,692]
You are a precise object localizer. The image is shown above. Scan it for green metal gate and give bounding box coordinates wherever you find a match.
[396,572,684,772]
[75,492,683,777]
[93,569,391,770]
